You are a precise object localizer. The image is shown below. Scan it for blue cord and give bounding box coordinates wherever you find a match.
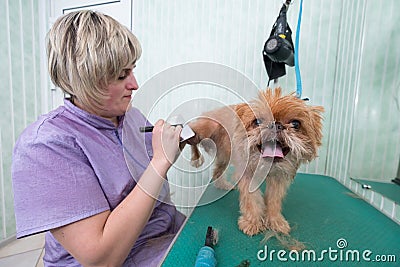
[294,0,304,98]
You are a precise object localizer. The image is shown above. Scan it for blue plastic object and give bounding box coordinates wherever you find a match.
[194,246,217,267]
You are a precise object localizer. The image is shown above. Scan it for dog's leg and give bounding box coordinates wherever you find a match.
[190,145,204,168]
[211,156,233,190]
[264,177,291,234]
[237,177,266,236]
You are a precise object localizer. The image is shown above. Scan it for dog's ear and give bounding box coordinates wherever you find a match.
[308,105,324,148]
[235,103,250,118]
[235,103,257,130]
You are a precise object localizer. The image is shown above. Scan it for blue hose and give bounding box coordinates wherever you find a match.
[295,0,304,98]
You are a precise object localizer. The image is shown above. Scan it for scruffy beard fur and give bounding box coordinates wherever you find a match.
[187,88,324,236]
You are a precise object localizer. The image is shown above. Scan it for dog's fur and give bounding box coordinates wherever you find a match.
[187,88,324,235]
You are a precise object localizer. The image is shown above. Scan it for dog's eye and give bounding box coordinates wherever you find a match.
[290,120,301,129]
[253,119,262,127]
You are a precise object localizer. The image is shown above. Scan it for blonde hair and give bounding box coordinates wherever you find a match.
[47,10,141,110]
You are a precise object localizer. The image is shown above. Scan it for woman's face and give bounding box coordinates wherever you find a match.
[101,64,139,124]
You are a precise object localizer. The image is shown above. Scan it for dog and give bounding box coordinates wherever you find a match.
[187,88,324,235]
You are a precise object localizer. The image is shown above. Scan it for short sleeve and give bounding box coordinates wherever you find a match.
[12,130,110,238]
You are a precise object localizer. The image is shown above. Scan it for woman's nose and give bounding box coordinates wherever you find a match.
[127,72,139,90]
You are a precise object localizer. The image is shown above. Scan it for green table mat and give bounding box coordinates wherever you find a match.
[162,174,400,266]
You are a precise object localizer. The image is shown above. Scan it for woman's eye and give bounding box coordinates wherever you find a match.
[118,69,131,80]
[290,120,301,129]
[118,74,127,80]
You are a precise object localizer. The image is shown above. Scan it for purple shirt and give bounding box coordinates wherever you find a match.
[12,99,185,266]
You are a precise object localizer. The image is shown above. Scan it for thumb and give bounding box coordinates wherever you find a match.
[154,119,165,127]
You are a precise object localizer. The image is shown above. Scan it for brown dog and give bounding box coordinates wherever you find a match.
[187,88,324,235]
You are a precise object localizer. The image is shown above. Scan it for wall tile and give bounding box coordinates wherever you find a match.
[0,0,42,242]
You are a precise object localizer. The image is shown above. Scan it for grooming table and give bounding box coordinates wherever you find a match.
[162,174,400,266]
[352,178,400,204]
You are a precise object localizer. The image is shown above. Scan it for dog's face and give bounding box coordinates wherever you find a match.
[235,88,324,169]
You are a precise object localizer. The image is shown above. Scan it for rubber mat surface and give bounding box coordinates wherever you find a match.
[162,174,400,266]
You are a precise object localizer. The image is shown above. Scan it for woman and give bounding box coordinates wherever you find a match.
[12,10,185,266]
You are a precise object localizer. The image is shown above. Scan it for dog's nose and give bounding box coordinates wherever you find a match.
[275,122,284,131]
[268,122,284,131]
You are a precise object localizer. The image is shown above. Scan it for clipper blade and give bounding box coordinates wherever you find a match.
[205,226,219,247]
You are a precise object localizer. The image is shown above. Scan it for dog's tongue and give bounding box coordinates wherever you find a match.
[262,142,284,158]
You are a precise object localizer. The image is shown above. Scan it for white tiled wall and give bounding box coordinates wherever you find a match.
[0,0,46,242]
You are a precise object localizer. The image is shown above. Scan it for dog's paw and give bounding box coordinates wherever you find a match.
[213,177,234,190]
[190,154,204,168]
[264,215,291,235]
[238,215,266,236]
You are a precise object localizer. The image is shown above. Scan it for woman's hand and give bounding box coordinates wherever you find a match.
[151,119,182,173]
